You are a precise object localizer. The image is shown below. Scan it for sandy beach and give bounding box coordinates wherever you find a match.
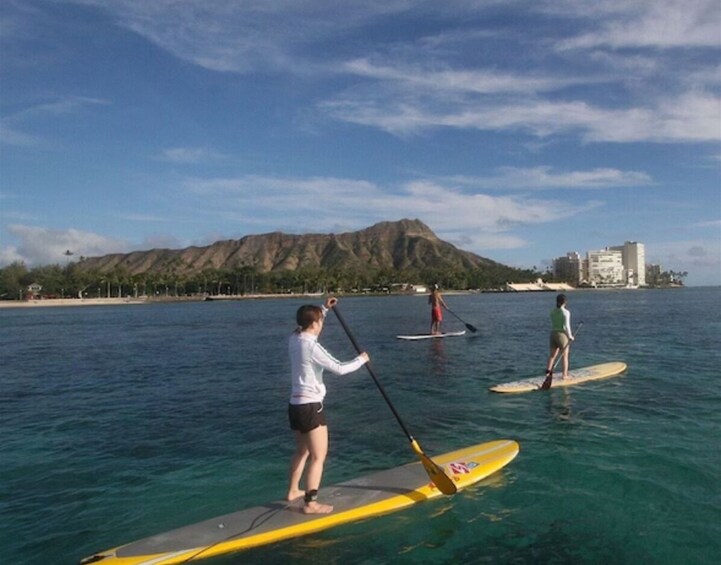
[0,297,153,308]
[0,293,333,308]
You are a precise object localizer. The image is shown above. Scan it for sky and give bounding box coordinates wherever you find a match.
[1,0,720,285]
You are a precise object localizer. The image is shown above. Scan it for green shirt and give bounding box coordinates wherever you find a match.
[550,306,573,338]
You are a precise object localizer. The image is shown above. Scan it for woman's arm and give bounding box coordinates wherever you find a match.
[563,309,574,340]
[311,343,368,375]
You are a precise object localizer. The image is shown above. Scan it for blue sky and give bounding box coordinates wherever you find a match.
[1,0,719,285]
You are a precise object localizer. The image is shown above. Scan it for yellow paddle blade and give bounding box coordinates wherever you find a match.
[411,439,457,495]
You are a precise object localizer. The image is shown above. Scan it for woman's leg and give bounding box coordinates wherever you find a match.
[561,345,570,378]
[287,431,309,501]
[302,424,333,514]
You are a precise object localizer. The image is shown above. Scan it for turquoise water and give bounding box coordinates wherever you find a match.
[1,288,720,564]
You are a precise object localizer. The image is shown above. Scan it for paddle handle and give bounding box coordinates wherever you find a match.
[331,305,414,442]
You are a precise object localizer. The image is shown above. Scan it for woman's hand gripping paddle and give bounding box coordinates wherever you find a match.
[331,305,457,495]
[540,322,584,390]
[445,307,478,333]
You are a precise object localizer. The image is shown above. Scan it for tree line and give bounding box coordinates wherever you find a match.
[0,260,540,300]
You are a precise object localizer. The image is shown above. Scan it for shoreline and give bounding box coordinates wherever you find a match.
[0,285,690,309]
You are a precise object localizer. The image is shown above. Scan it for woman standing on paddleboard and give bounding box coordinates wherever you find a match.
[546,294,575,380]
[287,297,369,514]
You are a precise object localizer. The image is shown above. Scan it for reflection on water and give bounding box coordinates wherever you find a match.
[429,339,446,375]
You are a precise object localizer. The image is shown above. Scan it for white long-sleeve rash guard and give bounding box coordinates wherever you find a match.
[288,323,367,405]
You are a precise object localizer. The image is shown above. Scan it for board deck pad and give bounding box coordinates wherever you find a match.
[396,330,466,340]
[80,440,519,564]
[489,362,627,393]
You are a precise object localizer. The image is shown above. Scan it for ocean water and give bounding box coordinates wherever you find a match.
[1,288,719,565]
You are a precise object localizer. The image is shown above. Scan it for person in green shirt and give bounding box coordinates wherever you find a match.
[545,294,575,380]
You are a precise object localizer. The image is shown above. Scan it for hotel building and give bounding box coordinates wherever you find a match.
[610,241,646,287]
[551,241,647,288]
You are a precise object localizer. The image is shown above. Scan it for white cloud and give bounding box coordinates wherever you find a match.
[321,90,721,143]
[647,237,721,285]
[36,0,717,149]
[1,96,110,147]
[72,0,419,73]
[342,58,580,95]
[2,225,131,266]
[158,147,229,164]
[0,245,24,265]
[183,174,600,250]
[445,166,652,190]
[693,219,721,228]
[119,214,168,222]
[0,122,41,147]
[557,0,721,50]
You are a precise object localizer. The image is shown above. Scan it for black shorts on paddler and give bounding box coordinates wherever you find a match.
[288,402,326,433]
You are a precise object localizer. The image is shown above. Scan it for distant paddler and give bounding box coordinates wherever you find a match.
[428,284,449,335]
[544,294,575,386]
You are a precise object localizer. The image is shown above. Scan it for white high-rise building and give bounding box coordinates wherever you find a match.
[611,241,646,287]
[587,248,624,286]
[553,252,582,285]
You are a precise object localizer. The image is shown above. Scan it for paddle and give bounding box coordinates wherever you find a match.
[331,305,457,495]
[540,322,584,390]
[445,307,478,333]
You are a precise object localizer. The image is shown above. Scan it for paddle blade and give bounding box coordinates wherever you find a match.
[411,439,457,495]
[540,374,553,390]
[465,323,478,333]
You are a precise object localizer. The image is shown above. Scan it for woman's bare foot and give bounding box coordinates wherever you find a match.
[302,500,333,514]
[286,489,304,502]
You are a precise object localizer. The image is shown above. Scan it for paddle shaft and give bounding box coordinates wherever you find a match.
[445,307,477,333]
[541,321,583,390]
[552,322,584,371]
[331,304,457,494]
[331,306,413,440]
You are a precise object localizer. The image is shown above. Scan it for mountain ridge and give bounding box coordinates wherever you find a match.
[76,219,506,276]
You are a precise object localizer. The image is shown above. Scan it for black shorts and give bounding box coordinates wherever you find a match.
[288,402,326,433]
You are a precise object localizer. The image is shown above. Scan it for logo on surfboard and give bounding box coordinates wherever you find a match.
[448,461,478,475]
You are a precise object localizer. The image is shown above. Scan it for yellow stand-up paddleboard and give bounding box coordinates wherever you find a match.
[80,440,519,565]
[489,362,628,393]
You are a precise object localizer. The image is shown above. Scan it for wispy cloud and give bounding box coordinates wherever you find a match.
[74,0,418,73]
[3,224,131,265]
[1,96,110,147]
[59,1,718,147]
[442,166,653,190]
[556,0,721,50]
[649,238,721,274]
[694,219,721,228]
[321,89,721,143]
[341,58,582,95]
[118,213,168,222]
[158,147,230,164]
[183,174,600,250]
[0,122,41,147]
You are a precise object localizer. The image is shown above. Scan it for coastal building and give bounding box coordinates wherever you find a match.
[505,278,574,292]
[611,241,646,287]
[587,248,625,286]
[646,264,662,286]
[552,252,582,285]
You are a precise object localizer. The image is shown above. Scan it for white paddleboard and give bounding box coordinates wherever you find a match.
[396,330,466,340]
[489,362,627,393]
